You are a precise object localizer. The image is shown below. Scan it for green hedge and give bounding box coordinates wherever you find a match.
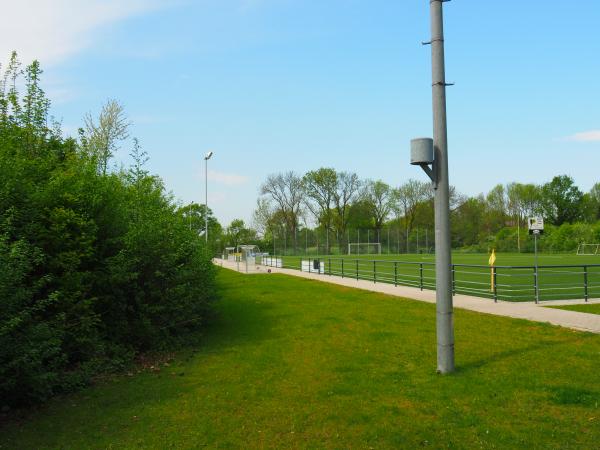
[0,58,215,408]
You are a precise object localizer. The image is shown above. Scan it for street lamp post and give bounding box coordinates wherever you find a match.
[410,0,454,373]
[204,151,213,243]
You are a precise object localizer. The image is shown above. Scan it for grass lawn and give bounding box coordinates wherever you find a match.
[2,268,600,449]
[264,253,600,302]
[547,303,600,315]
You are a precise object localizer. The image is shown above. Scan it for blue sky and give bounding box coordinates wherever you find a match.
[2,0,599,226]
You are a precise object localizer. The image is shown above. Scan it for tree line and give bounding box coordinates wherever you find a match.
[0,53,215,408]
[225,169,599,255]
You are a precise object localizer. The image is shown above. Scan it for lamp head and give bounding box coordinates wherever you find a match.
[205,151,214,160]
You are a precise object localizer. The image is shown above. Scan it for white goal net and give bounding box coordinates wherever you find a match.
[348,243,382,255]
[577,243,600,255]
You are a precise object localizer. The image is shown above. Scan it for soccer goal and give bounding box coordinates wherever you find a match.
[348,243,382,255]
[576,243,600,255]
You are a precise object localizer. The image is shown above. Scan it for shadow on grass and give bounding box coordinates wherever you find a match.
[200,271,283,351]
[456,340,565,374]
[548,386,600,406]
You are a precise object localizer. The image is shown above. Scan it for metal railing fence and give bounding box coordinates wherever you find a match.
[260,256,600,303]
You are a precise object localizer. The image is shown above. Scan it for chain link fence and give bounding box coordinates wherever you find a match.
[267,226,435,256]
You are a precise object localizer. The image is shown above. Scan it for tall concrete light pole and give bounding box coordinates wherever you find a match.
[410,0,454,373]
[204,151,213,243]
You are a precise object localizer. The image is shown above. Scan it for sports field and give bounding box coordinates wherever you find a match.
[261,253,600,302]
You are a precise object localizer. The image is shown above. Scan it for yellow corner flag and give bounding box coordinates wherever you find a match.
[489,249,496,292]
[488,249,496,266]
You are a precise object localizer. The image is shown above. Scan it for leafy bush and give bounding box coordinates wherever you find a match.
[0,54,215,407]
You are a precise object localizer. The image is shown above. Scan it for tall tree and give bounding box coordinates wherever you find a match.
[252,197,274,237]
[302,168,337,253]
[0,52,22,123]
[332,171,360,249]
[361,180,393,241]
[224,219,257,248]
[346,199,375,230]
[179,203,221,241]
[507,182,542,251]
[82,99,130,175]
[260,172,304,251]
[541,175,583,225]
[485,184,508,233]
[21,60,50,136]
[392,179,432,251]
[587,183,600,221]
[451,195,487,248]
[520,184,543,218]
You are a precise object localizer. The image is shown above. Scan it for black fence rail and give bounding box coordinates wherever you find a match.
[259,256,600,303]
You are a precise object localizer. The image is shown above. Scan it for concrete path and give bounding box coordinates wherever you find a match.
[215,259,600,334]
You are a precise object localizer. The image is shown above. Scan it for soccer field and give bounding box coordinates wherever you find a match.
[261,252,600,302]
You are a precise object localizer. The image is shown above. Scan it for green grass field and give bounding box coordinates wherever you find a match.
[2,269,599,449]
[262,252,600,302]
[547,303,600,315]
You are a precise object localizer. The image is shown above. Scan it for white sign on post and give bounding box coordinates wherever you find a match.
[528,216,544,235]
[528,216,544,303]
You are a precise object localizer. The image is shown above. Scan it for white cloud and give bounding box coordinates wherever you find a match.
[565,130,600,142]
[207,170,249,186]
[0,0,167,66]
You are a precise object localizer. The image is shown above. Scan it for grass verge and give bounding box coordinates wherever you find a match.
[547,303,600,315]
[1,268,599,449]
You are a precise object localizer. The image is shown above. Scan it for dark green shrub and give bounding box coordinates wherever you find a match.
[0,54,216,408]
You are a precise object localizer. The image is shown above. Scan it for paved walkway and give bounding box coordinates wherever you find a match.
[215,259,600,334]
